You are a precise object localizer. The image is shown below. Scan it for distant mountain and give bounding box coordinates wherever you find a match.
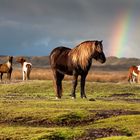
[0,56,49,68]
[103,56,140,66]
[92,56,140,71]
[0,56,140,71]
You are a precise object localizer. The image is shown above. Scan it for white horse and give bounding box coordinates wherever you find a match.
[16,57,32,80]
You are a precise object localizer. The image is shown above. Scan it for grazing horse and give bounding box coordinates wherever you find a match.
[0,56,13,81]
[128,65,140,83]
[50,40,106,99]
[16,57,32,80]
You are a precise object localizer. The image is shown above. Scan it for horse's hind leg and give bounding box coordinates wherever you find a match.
[53,70,64,99]
[27,70,31,80]
[80,75,87,98]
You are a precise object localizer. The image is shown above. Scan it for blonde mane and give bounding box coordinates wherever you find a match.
[69,41,96,69]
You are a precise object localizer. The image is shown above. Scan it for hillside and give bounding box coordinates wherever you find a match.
[0,56,140,71]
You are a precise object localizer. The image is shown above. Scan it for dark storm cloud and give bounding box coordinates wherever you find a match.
[0,0,140,57]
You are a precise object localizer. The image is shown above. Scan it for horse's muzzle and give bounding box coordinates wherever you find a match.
[99,53,106,63]
[99,58,106,63]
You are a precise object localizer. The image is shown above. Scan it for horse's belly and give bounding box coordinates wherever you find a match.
[65,71,73,75]
[57,67,73,75]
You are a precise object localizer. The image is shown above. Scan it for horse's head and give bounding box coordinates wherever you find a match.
[93,40,106,63]
[16,57,26,64]
[8,56,13,62]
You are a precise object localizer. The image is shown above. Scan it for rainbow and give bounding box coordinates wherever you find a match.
[109,9,132,57]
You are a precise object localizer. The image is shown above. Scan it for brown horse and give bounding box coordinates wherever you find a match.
[128,65,139,83]
[0,56,13,81]
[50,40,106,99]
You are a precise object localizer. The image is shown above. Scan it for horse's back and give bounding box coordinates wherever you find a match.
[50,46,71,65]
[50,46,74,74]
[129,66,137,72]
[128,65,139,77]
[50,46,71,56]
[0,64,9,73]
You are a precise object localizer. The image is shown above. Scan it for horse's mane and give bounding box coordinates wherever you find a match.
[69,40,96,69]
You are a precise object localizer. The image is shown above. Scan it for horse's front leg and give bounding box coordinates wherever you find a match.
[71,74,78,99]
[23,71,26,80]
[80,74,87,98]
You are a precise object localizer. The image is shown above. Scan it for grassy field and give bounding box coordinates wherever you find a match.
[0,80,140,140]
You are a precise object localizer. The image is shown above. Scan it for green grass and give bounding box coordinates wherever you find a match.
[0,80,140,139]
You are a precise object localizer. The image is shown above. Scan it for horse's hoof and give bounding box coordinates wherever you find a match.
[55,97,61,100]
[81,96,87,99]
[71,97,75,99]
[83,96,87,98]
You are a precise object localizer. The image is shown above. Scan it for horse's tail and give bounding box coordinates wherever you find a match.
[128,66,134,83]
[128,72,132,83]
[26,64,32,80]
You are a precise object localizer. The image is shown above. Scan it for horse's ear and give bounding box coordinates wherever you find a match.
[8,56,12,59]
[95,41,98,46]
[23,58,26,62]
[101,40,103,43]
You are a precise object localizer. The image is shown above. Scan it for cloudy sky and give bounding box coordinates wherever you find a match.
[0,0,140,57]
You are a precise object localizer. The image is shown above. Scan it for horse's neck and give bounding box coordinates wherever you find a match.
[6,61,12,69]
[80,58,92,72]
[86,58,92,69]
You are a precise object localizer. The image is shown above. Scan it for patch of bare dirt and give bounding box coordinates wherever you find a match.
[98,93,140,103]
[92,109,140,121]
[1,109,139,127]
[76,127,131,140]
[2,116,54,127]
[96,93,140,102]
[124,99,140,103]
[110,93,135,97]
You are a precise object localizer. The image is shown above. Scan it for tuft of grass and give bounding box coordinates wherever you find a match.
[121,127,133,137]
[53,111,87,126]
